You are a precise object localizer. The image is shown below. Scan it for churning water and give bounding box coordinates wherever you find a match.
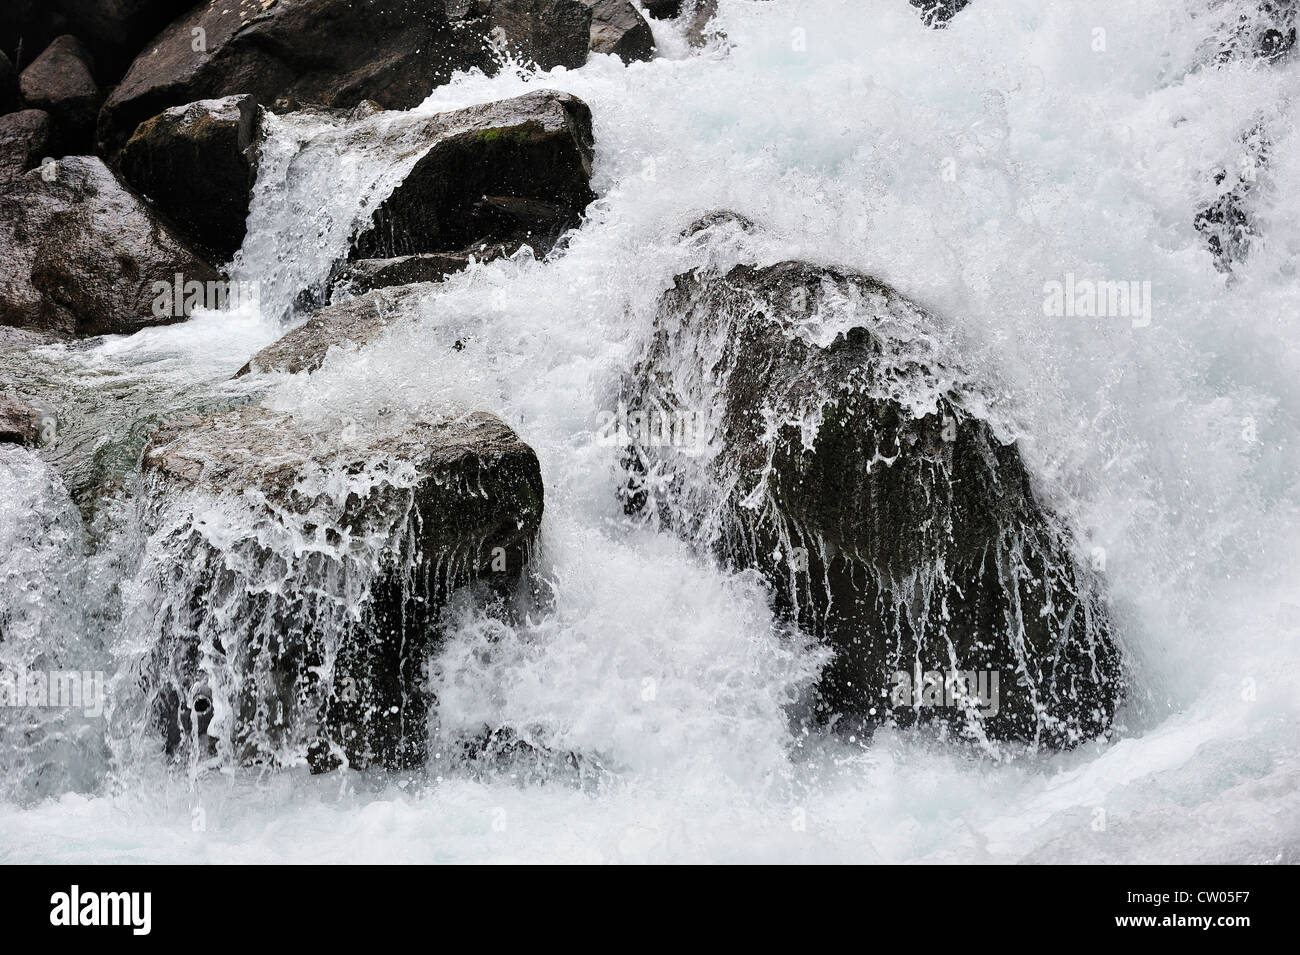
[2,0,1299,862]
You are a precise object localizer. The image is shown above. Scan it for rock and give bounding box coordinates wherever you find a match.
[18,35,100,154]
[50,1,202,79]
[464,0,593,69]
[138,405,545,770]
[622,256,1124,750]
[1195,123,1268,272]
[641,0,681,17]
[98,0,593,157]
[347,89,595,261]
[640,0,715,44]
[118,95,264,262]
[332,244,517,298]
[911,0,971,27]
[1213,0,1298,61]
[0,51,18,112]
[0,109,51,183]
[0,393,51,446]
[580,0,655,62]
[235,284,428,377]
[0,156,220,338]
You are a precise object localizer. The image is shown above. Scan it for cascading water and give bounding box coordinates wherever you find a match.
[2,0,1298,863]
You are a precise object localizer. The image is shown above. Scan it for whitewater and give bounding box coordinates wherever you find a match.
[2,0,1298,863]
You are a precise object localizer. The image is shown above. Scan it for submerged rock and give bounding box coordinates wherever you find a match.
[235,284,429,377]
[97,0,593,156]
[347,90,595,261]
[118,95,265,263]
[136,406,545,771]
[580,0,656,63]
[910,0,971,28]
[331,244,518,298]
[0,156,220,338]
[622,256,1123,750]
[1195,123,1268,272]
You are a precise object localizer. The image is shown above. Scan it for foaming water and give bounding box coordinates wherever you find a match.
[1,0,1298,862]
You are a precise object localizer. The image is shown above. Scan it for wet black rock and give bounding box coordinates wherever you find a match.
[346,89,595,261]
[580,0,655,63]
[623,255,1124,750]
[0,156,220,338]
[0,109,51,184]
[118,95,265,263]
[98,0,593,157]
[17,35,100,154]
[140,405,545,770]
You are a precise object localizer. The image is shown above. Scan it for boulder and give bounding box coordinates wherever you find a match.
[0,156,220,338]
[50,1,203,79]
[118,95,264,262]
[622,255,1124,749]
[0,109,51,184]
[138,405,545,770]
[580,0,655,63]
[98,0,593,157]
[332,244,517,298]
[641,0,680,16]
[235,284,428,377]
[347,89,595,261]
[0,393,50,446]
[18,35,100,154]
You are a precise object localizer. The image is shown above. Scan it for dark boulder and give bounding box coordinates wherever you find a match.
[622,256,1124,750]
[641,0,681,16]
[465,0,593,68]
[347,89,595,261]
[118,95,264,262]
[50,1,204,80]
[97,0,593,158]
[138,405,545,770]
[580,0,655,63]
[0,156,220,338]
[0,109,51,184]
[235,284,428,377]
[18,35,101,154]
[332,244,517,298]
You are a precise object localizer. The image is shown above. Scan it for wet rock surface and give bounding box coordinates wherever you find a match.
[139,405,545,770]
[623,255,1124,749]
[0,156,219,338]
